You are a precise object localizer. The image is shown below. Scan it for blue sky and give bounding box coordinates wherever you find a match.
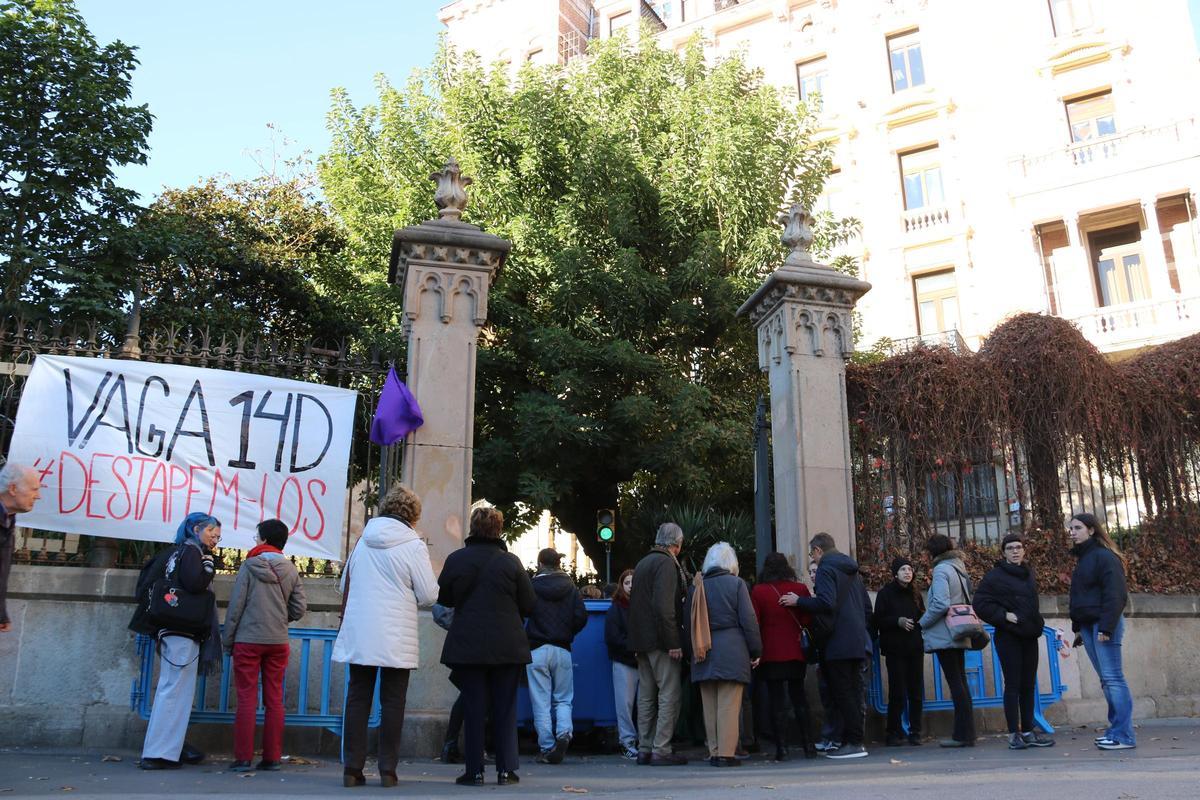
[76,0,446,203]
[77,0,1200,205]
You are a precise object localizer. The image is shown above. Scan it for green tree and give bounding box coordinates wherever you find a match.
[0,0,151,313]
[69,170,366,342]
[320,34,847,565]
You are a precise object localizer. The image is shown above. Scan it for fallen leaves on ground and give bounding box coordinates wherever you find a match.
[562,787,589,794]
[100,756,121,763]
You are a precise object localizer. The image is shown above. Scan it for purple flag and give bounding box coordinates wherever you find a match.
[370,367,424,445]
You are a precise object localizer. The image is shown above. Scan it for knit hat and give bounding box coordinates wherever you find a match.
[890,556,913,577]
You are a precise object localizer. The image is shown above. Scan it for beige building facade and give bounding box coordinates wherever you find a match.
[439,0,1200,356]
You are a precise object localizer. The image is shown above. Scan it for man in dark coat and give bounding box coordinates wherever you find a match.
[628,522,689,765]
[525,548,588,764]
[786,532,872,760]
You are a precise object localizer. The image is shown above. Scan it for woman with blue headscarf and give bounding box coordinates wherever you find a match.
[135,512,222,770]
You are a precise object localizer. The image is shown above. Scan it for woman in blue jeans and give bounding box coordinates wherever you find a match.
[1068,513,1134,750]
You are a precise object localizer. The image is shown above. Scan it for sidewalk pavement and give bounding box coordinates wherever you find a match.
[1,720,1197,800]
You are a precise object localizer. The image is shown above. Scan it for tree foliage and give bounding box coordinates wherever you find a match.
[0,0,151,313]
[321,33,845,564]
[70,171,366,341]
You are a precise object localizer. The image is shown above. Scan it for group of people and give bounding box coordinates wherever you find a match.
[604,516,1136,770]
[109,472,1135,786]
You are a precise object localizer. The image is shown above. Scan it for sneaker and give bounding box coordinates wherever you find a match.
[885,733,905,747]
[535,750,554,764]
[824,743,867,759]
[229,760,255,772]
[1022,732,1055,748]
[622,745,639,760]
[138,758,181,770]
[907,734,923,746]
[813,739,834,752]
[1007,733,1028,750]
[1096,738,1135,750]
[547,733,570,764]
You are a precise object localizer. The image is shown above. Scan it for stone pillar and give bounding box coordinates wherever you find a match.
[737,205,870,571]
[1141,196,1175,299]
[388,159,511,571]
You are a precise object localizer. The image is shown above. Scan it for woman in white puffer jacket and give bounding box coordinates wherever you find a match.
[334,484,438,788]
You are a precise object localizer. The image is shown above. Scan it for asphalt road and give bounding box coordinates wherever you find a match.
[1,720,1197,799]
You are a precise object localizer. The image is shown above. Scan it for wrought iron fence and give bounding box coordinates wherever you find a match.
[0,318,403,572]
[852,425,1199,558]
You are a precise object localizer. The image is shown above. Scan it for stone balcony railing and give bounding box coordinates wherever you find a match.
[1011,118,1198,193]
[1070,294,1200,353]
[902,204,952,234]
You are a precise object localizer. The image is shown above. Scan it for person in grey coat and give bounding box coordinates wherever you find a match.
[222,519,307,772]
[684,542,762,767]
[918,534,976,747]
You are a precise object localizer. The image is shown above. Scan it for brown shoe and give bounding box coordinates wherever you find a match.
[649,753,689,766]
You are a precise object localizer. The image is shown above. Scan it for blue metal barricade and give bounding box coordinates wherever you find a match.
[868,624,1069,733]
[517,599,617,730]
[131,626,380,734]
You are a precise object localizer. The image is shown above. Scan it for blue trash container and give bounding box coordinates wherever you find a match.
[517,599,617,731]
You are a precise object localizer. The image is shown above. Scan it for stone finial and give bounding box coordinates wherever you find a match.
[430,157,472,222]
[779,203,816,266]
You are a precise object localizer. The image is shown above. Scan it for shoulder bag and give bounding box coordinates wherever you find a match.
[769,584,814,660]
[945,570,990,651]
[147,546,215,636]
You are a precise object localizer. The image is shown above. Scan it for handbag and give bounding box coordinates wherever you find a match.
[769,584,816,661]
[147,546,215,636]
[945,570,990,650]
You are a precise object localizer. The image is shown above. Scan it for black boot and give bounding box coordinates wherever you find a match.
[771,711,791,762]
[795,704,817,758]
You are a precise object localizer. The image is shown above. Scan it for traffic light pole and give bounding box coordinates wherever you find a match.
[604,542,612,585]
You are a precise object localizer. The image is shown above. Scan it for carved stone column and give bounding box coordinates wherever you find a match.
[389,158,511,570]
[738,205,870,569]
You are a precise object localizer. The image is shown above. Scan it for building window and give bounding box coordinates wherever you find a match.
[1048,0,1093,36]
[796,57,828,110]
[926,462,999,521]
[888,30,925,92]
[899,147,944,211]
[1065,91,1116,142]
[1090,224,1149,306]
[914,269,959,334]
[817,168,844,219]
[609,10,633,36]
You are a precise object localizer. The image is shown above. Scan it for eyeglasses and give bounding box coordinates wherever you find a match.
[1003,544,1024,551]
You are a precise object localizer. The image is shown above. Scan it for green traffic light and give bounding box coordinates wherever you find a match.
[598,525,614,542]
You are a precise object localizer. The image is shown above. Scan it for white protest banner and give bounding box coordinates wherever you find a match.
[6,355,357,560]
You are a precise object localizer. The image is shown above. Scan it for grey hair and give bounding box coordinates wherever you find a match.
[0,462,31,491]
[702,542,739,576]
[655,522,684,548]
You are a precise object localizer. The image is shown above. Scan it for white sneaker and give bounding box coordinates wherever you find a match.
[1096,739,1135,751]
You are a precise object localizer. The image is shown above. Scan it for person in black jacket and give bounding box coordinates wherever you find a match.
[525,547,588,764]
[872,557,925,747]
[782,532,872,760]
[438,506,536,786]
[973,534,1054,750]
[605,569,639,759]
[135,512,221,770]
[1068,513,1134,750]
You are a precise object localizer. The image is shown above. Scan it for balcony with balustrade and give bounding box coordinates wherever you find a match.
[1010,118,1198,196]
[1069,293,1200,354]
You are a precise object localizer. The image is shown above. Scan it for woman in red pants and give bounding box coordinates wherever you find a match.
[222,519,308,771]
